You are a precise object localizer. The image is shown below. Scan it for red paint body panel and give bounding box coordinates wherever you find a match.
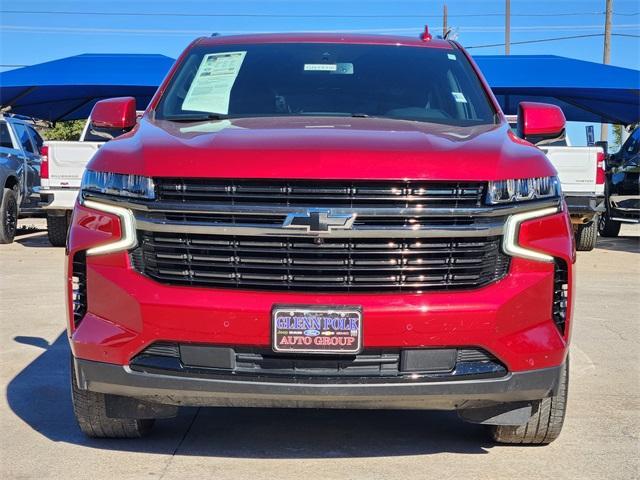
[70,254,568,372]
[90,97,137,129]
[518,101,566,139]
[519,209,576,341]
[88,119,556,181]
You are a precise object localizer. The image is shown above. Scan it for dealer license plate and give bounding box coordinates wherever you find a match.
[272,306,362,354]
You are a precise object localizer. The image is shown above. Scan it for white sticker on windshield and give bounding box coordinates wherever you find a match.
[304,64,338,71]
[181,51,246,115]
[452,91,468,103]
[447,53,457,61]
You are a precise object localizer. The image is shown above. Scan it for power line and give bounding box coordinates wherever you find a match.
[4,34,638,67]
[2,24,638,36]
[0,9,639,18]
[466,33,639,49]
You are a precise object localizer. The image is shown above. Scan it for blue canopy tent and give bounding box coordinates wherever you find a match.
[0,52,638,125]
[0,53,175,122]
[474,55,640,126]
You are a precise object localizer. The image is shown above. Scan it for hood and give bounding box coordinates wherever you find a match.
[89,116,556,181]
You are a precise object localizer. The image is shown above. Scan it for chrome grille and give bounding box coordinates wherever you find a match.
[146,211,477,229]
[130,232,509,292]
[155,179,486,208]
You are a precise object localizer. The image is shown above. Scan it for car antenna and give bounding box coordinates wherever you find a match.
[419,25,432,41]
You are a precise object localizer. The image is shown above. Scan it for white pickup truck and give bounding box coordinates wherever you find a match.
[40,108,141,246]
[40,119,104,245]
[507,116,605,251]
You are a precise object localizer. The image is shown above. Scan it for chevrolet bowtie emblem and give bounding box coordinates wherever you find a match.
[283,209,356,232]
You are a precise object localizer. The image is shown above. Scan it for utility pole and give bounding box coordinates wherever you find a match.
[505,0,511,55]
[443,4,448,38]
[601,0,613,142]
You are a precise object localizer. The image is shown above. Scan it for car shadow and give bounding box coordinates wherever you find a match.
[7,332,494,457]
[13,231,53,248]
[595,235,640,254]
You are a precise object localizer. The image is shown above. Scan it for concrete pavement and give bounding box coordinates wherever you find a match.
[1,220,638,480]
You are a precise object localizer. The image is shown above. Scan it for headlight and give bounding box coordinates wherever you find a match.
[486,176,561,204]
[81,170,155,200]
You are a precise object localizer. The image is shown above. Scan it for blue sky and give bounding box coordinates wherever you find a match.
[1,0,639,145]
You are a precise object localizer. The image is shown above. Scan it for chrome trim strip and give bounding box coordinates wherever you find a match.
[135,217,504,238]
[611,217,640,224]
[82,193,560,219]
[609,194,640,202]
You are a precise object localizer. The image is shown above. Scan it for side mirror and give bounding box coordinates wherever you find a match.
[606,153,622,169]
[595,140,608,153]
[90,97,137,130]
[517,102,566,145]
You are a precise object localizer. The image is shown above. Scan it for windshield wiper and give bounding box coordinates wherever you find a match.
[163,113,228,122]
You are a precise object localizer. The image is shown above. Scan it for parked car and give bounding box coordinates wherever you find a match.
[507,115,605,251]
[0,114,43,243]
[40,119,103,246]
[599,126,640,236]
[40,110,141,246]
[67,33,574,445]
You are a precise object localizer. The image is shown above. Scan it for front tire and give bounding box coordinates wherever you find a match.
[0,187,19,244]
[70,357,154,438]
[575,220,597,251]
[490,358,569,445]
[46,212,69,247]
[598,213,621,237]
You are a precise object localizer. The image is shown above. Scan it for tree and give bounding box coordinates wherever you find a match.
[39,120,85,141]
[612,124,624,150]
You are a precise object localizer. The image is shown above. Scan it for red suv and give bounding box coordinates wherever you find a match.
[67,33,574,444]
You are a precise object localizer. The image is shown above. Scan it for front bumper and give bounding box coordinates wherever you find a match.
[564,193,605,219]
[69,252,572,373]
[73,356,563,410]
[609,194,640,223]
[67,201,575,403]
[40,188,79,211]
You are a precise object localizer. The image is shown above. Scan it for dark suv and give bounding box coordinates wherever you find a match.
[0,115,43,243]
[599,127,640,236]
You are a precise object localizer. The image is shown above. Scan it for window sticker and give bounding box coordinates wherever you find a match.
[181,51,247,115]
[451,91,468,103]
[304,64,338,71]
[447,53,457,61]
[303,63,354,74]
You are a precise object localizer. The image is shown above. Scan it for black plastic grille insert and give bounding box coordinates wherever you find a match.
[155,179,486,208]
[130,232,510,292]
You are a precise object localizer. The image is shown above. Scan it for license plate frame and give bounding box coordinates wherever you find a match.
[272,305,363,355]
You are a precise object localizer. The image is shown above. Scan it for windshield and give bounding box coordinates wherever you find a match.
[156,43,497,127]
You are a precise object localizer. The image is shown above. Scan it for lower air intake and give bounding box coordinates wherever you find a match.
[72,251,87,328]
[553,259,569,334]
